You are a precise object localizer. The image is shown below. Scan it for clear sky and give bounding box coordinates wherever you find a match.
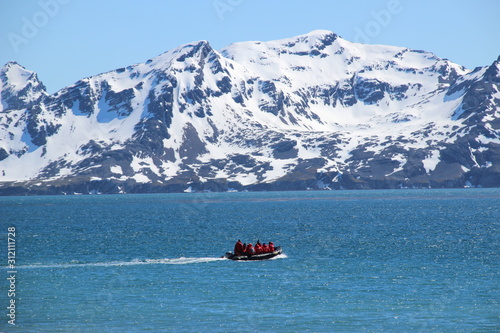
[1,0,499,94]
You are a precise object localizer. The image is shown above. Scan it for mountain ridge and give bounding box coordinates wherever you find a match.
[1,30,499,195]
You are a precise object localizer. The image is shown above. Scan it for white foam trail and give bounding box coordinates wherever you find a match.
[269,253,287,260]
[9,257,227,269]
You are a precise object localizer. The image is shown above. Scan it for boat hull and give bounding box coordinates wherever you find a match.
[223,247,282,261]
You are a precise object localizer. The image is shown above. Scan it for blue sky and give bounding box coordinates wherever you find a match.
[1,0,499,94]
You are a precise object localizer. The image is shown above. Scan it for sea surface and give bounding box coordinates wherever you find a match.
[1,189,499,332]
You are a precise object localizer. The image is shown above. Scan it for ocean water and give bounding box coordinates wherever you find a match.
[1,189,499,332]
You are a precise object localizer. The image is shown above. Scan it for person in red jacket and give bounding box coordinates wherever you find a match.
[245,243,255,255]
[262,243,269,253]
[254,242,263,254]
[268,242,275,253]
[234,240,244,255]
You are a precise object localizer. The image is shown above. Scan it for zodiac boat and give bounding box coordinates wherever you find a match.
[223,246,283,261]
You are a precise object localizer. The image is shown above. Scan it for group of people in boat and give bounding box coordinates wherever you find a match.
[234,239,275,256]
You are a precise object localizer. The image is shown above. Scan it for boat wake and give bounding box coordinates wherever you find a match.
[5,254,287,270]
[10,257,227,269]
[271,253,287,260]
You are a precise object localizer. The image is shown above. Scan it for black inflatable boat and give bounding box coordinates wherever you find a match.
[223,246,283,261]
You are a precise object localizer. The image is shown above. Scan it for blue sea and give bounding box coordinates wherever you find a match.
[1,189,499,332]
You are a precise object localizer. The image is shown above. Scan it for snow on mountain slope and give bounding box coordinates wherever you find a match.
[0,31,499,194]
[222,31,466,129]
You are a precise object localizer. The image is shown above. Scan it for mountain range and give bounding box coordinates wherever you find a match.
[1,30,499,195]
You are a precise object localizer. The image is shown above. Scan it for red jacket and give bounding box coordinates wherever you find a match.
[262,244,269,253]
[245,243,255,255]
[254,243,263,254]
[268,242,275,252]
[234,240,244,255]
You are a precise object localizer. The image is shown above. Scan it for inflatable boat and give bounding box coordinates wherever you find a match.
[223,246,283,261]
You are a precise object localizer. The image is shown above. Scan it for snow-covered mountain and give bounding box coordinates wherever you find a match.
[1,30,499,194]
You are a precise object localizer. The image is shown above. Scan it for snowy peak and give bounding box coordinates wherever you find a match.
[483,56,500,82]
[450,56,500,123]
[137,40,219,73]
[264,29,339,54]
[222,30,339,56]
[0,61,47,112]
[174,40,213,62]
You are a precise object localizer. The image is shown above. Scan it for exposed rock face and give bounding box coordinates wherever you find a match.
[0,31,499,195]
